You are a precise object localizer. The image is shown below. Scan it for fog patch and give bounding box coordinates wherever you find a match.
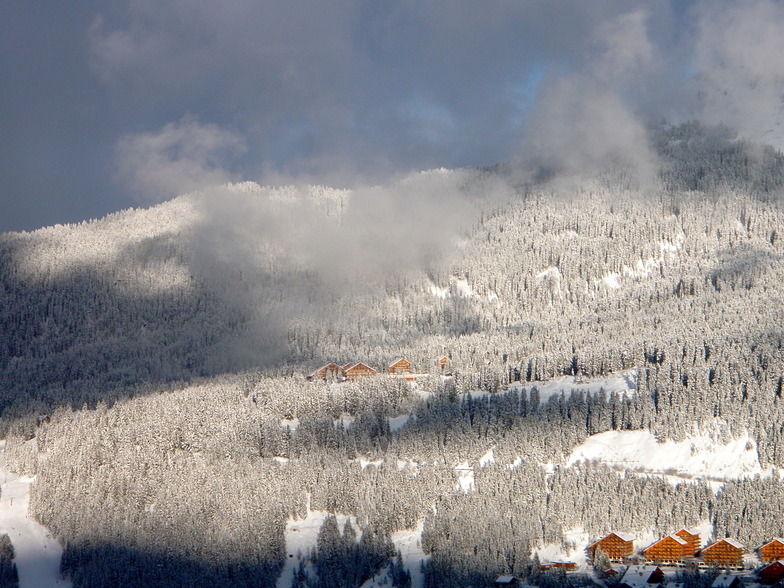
[114,117,245,204]
[693,0,784,151]
[519,9,660,188]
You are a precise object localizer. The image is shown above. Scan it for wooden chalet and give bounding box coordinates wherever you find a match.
[701,538,744,568]
[674,528,702,557]
[644,534,688,564]
[343,362,377,381]
[620,565,664,588]
[435,355,449,372]
[759,561,784,585]
[494,576,519,586]
[389,358,412,374]
[307,362,345,382]
[588,532,635,561]
[711,573,741,588]
[760,539,784,563]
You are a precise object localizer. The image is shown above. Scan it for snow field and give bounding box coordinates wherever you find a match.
[276,509,359,588]
[567,429,764,482]
[0,441,70,588]
[509,369,637,405]
[277,509,426,588]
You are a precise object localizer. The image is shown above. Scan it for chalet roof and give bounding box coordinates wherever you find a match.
[307,362,344,378]
[712,573,740,588]
[590,532,635,547]
[645,534,688,551]
[345,362,376,372]
[761,538,784,548]
[389,358,409,367]
[621,565,662,588]
[495,576,517,584]
[705,538,744,551]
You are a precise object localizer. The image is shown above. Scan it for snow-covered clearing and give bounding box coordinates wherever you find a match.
[391,520,427,588]
[599,236,684,290]
[334,413,356,429]
[567,430,764,483]
[280,418,300,432]
[388,414,410,432]
[510,369,637,405]
[277,508,427,588]
[362,520,428,588]
[455,463,475,492]
[277,509,359,588]
[534,528,590,571]
[0,441,70,588]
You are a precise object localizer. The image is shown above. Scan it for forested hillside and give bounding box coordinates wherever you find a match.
[2,122,784,586]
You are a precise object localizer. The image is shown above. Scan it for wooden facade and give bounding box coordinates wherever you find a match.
[759,561,784,584]
[674,528,702,557]
[344,362,377,381]
[389,358,412,374]
[645,534,688,564]
[588,533,635,561]
[307,362,345,381]
[760,539,784,564]
[435,356,449,372]
[702,538,744,568]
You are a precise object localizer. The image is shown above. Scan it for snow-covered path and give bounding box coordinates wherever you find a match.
[0,441,70,588]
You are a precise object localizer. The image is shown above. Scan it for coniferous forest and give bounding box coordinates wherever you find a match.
[2,122,784,586]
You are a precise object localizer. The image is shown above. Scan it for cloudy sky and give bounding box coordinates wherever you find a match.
[2,0,784,232]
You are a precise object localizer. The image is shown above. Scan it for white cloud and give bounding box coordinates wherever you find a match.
[693,0,784,149]
[114,117,245,202]
[520,8,659,184]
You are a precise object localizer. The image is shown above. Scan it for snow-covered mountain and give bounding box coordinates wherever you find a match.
[2,122,784,587]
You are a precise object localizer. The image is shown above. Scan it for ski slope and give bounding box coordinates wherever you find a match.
[0,441,70,588]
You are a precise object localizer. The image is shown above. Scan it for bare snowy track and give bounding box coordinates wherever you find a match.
[0,442,70,588]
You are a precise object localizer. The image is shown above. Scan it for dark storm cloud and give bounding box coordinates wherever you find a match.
[2,1,784,231]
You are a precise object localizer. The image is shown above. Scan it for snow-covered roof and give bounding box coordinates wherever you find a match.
[620,565,661,588]
[389,358,409,367]
[644,534,687,551]
[712,573,739,588]
[669,534,688,545]
[495,576,517,584]
[589,532,635,548]
[345,362,375,372]
[307,362,344,378]
[761,538,784,548]
[706,537,744,550]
